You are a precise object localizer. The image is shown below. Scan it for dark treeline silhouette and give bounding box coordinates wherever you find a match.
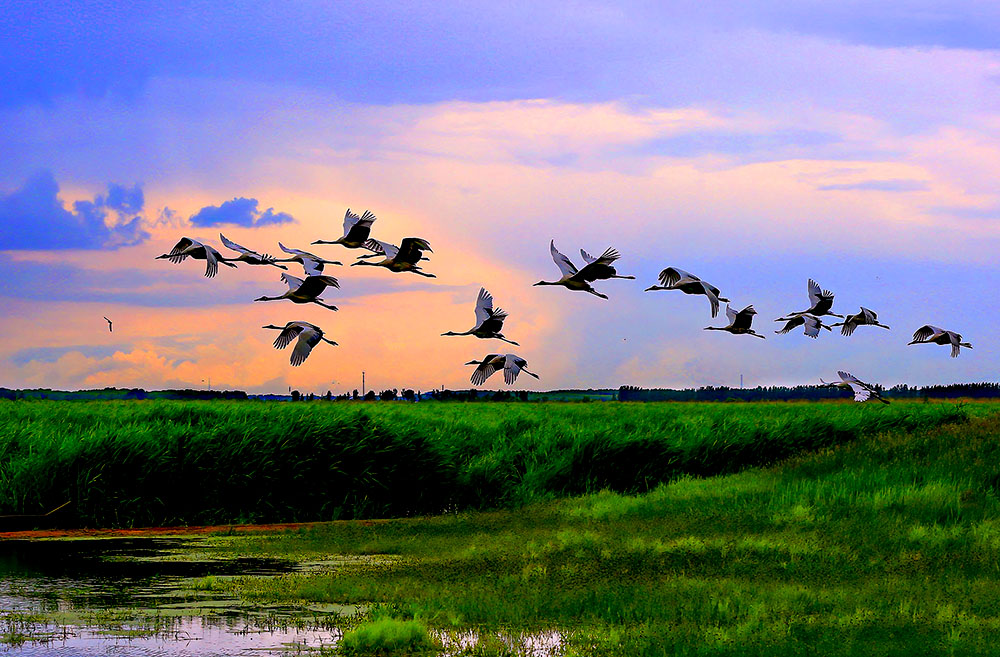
[0,387,247,401]
[4,382,998,403]
[887,382,1000,399]
[618,382,1000,402]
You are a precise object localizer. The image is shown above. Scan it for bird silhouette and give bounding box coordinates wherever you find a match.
[263,321,338,366]
[645,267,729,318]
[704,304,766,338]
[312,209,377,249]
[254,273,340,311]
[775,314,833,338]
[466,354,540,386]
[442,288,519,345]
[820,371,889,404]
[908,325,972,358]
[534,240,624,299]
[352,237,435,277]
[830,307,890,336]
[155,237,238,278]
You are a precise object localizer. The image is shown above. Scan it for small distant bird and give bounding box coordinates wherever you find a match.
[533,241,623,299]
[704,304,766,338]
[254,273,341,311]
[218,233,287,269]
[262,321,338,366]
[352,238,435,277]
[442,287,519,345]
[312,209,377,249]
[775,314,833,338]
[275,243,342,274]
[645,267,729,318]
[103,317,113,332]
[155,237,237,278]
[908,325,972,358]
[578,248,635,281]
[830,307,890,336]
[466,353,540,386]
[779,279,843,319]
[820,371,889,404]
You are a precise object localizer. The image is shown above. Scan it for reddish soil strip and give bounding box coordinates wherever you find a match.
[0,521,332,541]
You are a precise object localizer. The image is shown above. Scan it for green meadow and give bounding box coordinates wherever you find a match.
[3,400,1000,654]
[0,399,984,526]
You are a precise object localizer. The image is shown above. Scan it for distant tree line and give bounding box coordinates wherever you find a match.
[618,382,1000,402]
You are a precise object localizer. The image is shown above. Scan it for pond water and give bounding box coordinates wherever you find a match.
[0,537,348,655]
[0,537,564,656]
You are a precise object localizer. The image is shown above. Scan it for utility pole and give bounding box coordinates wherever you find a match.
[740,374,743,389]
[362,371,365,396]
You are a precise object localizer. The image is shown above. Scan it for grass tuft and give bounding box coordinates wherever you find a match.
[340,617,436,655]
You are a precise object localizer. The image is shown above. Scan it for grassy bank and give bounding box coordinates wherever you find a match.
[0,399,988,527]
[195,412,1000,655]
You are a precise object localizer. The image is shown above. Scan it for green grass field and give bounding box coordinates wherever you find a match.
[0,399,985,527]
[196,408,1000,655]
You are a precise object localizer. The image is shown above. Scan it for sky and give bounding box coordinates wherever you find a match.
[1,1,998,394]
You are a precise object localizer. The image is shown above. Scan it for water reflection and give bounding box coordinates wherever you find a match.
[0,537,564,655]
[0,537,343,655]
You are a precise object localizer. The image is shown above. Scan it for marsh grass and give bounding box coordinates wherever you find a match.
[0,400,984,527]
[340,616,436,655]
[193,413,1000,655]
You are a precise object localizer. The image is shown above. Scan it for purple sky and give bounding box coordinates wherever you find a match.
[1,2,998,393]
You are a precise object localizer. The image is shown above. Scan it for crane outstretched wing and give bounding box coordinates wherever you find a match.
[474,288,494,327]
[342,208,361,234]
[281,273,305,290]
[577,247,620,280]
[911,325,944,342]
[204,245,221,278]
[807,279,820,305]
[297,276,340,298]
[838,371,861,384]
[278,242,310,258]
[470,355,502,386]
[732,305,755,330]
[846,382,872,402]
[397,238,432,265]
[549,241,578,277]
[343,209,376,241]
[658,267,698,287]
[273,322,308,350]
[362,238,399,260]
[503,356,524,385]
[775,316,803,334]
[803,315,822,338]
[219,233,258,256]
[300,256,325,276]
[290,328,320,366]
[166,237,196,263]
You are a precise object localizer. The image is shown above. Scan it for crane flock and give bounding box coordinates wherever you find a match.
[156,209,973,397]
